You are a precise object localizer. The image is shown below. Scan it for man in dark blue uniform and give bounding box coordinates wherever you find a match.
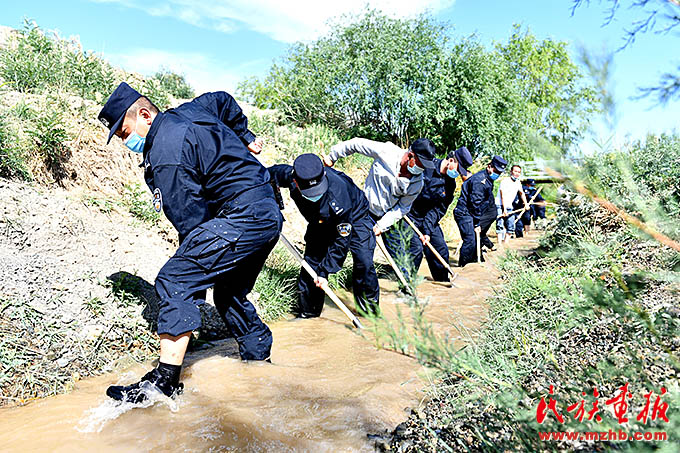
[514,178,547,236]
[527,179,547,222]
[453,156,507,267]
[97,82,282,403]
[269,154,380,316]
[405,147,473,282]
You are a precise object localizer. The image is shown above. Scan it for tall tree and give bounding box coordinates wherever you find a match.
[415,38,533,161]
[238,10,446,146]
[496,25,599,150]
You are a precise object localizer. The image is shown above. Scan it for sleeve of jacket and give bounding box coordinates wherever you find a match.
[377,178,422,232]
[192,91,256,146]
[267,164,295,190]
[328,138,383,163]
[316,210,352,279]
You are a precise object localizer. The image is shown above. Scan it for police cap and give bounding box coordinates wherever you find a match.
[98,82,142,144]
[448,146,473,178]
[410,138,436,169]
[490,155,508,173]
[527,178,536,186]
[293,153,329,198]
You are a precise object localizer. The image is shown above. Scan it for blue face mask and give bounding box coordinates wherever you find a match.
[510,176,518,181]
[302,193,323,202]
[124,131,146,153]
[489,171,500,181]
[446,168,459,179]
[407,162,424,175]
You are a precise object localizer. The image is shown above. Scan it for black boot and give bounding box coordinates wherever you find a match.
[106,363,183,404]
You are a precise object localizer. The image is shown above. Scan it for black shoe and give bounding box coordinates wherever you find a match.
[481,237,496,251]
[106,368,183,404]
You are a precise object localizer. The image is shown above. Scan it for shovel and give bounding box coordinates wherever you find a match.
[375,234,414,296]
[279,233,364,329]
[402,216,459,286]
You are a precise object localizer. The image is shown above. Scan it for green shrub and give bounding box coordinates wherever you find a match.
[28,107,69,166]
[0,21,194,108]
[152,69,195,99]
[139,77,171,110]
[0,20,116,102]
[0,115,30,180]
[122,183,162,225]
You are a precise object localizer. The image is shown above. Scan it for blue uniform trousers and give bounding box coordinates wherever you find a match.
[405,217,450,282]
[297,216,380,317]
[454,212,477,267]
[532,205,546,219]
[155,192,282,361]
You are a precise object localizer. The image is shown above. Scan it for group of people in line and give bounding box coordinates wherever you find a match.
[96,83,545,403]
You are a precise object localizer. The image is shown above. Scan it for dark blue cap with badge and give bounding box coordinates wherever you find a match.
[491,155,508,173]
[293,153,329,198]
[410,138,436,169]
[448,146,473,177]
[98,82,142,144]
[527,178,536,186]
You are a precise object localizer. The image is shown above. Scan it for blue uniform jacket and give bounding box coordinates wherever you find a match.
[268,165,370,278]
[453,169,495,226]
[409,158,457,235]
[142,91,268,242]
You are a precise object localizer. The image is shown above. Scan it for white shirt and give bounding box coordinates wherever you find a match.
[329,138,423,232]
[496,177,522,210]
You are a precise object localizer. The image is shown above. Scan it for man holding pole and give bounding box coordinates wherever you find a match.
[454,156,507,267]
[405,147,473,282]
[322,138,435,287]
[496,165,529,244]
[269,154,380,316]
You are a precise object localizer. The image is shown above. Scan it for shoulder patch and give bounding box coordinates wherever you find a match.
[481,179,487,185]
[330,200,344,215]
[152,188,163,213]
[337,223,352,237]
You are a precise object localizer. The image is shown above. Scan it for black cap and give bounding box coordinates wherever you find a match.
[409,138,435,169]
[490,155,508,173]
[527,178,536,186]
[448,146,473,178]
[293,154,328,198]
[98,82,142,144]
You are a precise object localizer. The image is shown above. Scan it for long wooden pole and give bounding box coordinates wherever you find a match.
[375,234,414,296]
[279,233,364,329]
[402,216,458,284]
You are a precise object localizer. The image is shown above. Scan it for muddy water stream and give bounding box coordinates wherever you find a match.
[0,237,535,452]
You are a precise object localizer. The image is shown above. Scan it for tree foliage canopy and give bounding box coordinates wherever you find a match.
[496,25,599,149]
[239,10,599,162]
